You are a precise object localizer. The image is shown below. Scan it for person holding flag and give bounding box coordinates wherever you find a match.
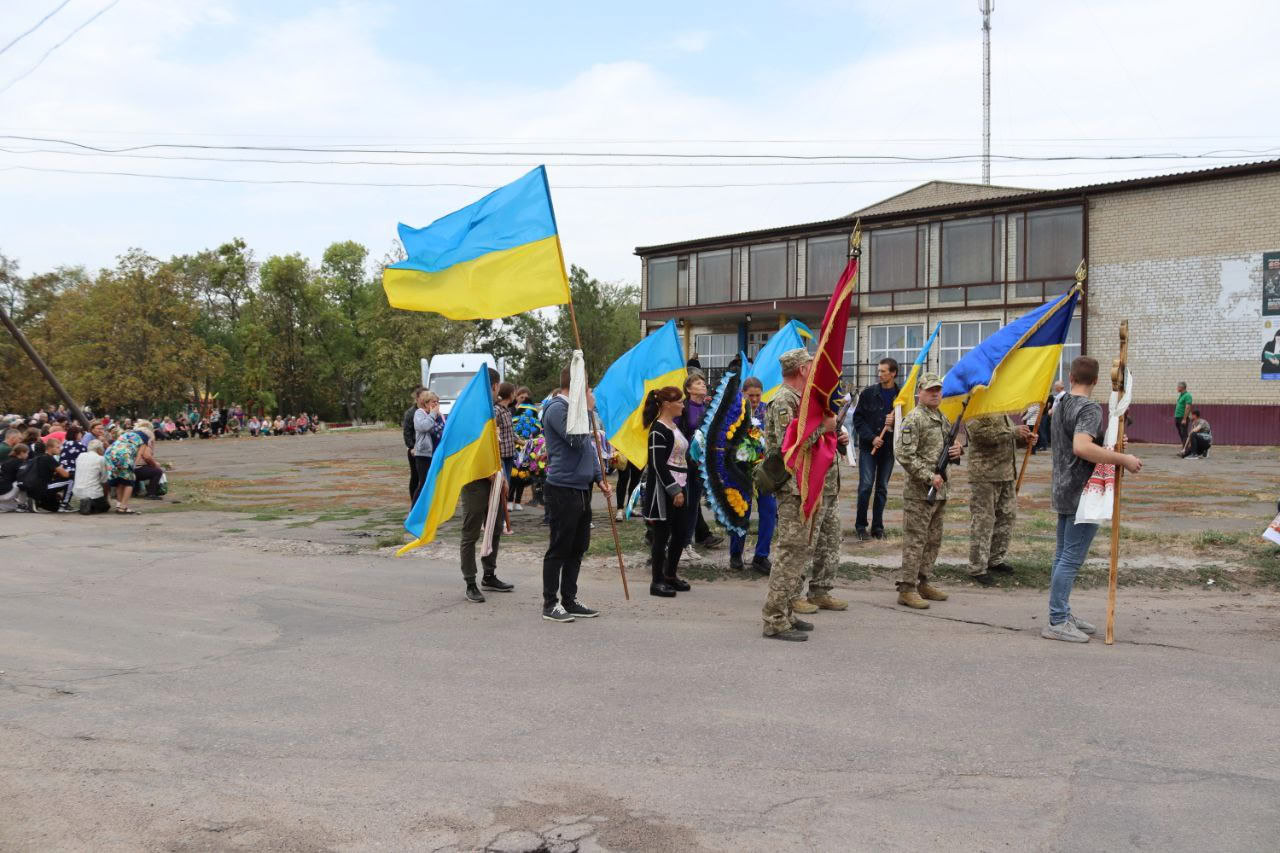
[851,358,901,541]
[458,369,515,604]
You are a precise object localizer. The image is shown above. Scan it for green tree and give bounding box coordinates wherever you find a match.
[315,240,376,421]
[553,264,641,382]
[253,253,328,415]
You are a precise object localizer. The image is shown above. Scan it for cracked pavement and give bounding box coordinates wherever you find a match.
[2,504,1278,851]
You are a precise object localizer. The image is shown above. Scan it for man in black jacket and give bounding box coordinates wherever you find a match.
[402,385,423,504]
[851,358,899,540]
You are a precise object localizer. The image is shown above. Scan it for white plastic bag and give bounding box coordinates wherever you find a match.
[1074,369,1132,525]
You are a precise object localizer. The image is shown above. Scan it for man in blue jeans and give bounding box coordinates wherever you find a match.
[852,358,900,540]
[728,377,777,575]
[1044,356,1143,643]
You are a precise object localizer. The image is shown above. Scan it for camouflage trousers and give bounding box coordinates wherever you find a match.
[762,493,840,633]
[969,479,1016,575]
[900,497,946,587]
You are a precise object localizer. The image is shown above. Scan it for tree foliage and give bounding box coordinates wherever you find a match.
[0,242,640,421]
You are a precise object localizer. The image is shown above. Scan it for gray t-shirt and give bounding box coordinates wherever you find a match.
[1050,393,1104,515]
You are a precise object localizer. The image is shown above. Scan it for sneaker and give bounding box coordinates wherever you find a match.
[1067,613,1097,635]
[729,553,745,571]
[506,502,514,512]
[698,534,725,550]
[465,584,485,603]
[750,555,772,576]
[855,529,871,542]
[681,545,701,565]
[563,601,599,618]
[513,503,523,512]
[615,509,625,522]
[970,572,998,587]
[542,603,574,622]
[762,628,809,642]
[1041,620,1089,643]
[789,617,815,632]
[481,574,514,592]
[871,529,886,540]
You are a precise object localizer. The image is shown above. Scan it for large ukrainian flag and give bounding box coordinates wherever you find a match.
[939,286,1081,422]
[382,166,571,319]
[593,320,687,467]
[398,367,500,556]
[745,319,813,402]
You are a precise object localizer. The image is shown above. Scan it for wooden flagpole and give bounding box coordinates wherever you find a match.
[1016,261,1087,495]
[556,239,630,600]
[1105,320,1129,645]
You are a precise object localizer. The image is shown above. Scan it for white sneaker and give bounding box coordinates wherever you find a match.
[615,509,625,522]
[507,502,514,512]
[513,503,523,512]
[682,545,701,565]
[1041,620,1090,643]
[1068,613,1097,635]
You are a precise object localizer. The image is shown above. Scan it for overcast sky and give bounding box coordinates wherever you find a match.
[1,0,1277,284]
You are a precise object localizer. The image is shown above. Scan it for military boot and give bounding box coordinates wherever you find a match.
[791,597,819,614]
[807,592,849,611]
[897,584,929,609]
[917,581,948,601]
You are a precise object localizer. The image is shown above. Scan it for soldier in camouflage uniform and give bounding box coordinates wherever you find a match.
[761,348,848,642]
[966,414,1031,586]
[895,373,964,609]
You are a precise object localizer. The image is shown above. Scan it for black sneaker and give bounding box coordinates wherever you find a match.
[988,562,1015,574]
[465,584,486,603]
[790,618,815,632]
[871,529,886,540]
[763,628,808,642]
[751,555,772,576]
[729,554,745,571]
[855,529,871,542]
[698,534,725,550]
[970,572,997,587]
[481,574,514,591]
[542,603,574,622]
[563,601,599,618]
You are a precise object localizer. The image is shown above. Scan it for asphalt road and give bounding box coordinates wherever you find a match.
[2,509,1278,851]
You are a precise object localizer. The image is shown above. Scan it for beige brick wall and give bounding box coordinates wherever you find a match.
[1087,172,1280,405]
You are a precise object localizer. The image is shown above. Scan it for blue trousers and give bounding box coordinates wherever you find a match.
[1048,513,1100,624]
[856,444,894,533]
[729,493,777,560]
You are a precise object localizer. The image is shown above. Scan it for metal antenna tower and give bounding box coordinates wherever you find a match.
[980,0,993,184]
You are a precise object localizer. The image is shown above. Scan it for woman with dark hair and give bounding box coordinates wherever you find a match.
[674,373,724,556]
[1262,329,1280,376]
[643,386,691,597]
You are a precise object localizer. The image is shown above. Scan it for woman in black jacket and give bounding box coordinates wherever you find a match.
[643,386,691,597]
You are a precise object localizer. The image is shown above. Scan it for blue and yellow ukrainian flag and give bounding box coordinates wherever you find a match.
[398,367,500,556]
[939,286,1081,422]
[382,166,571,320]
[893,321,942,418]
[593,319,687,467]
[745,319,814,401]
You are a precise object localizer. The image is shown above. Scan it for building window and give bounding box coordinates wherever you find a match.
[1057,315,1082,385]
[697,250,733,304]
[870,226,918,292]
[941,216,995,284]
[869,324,925,374]
[647,257,677,309]
[693,333,737,373]
[807,234,848,296]
[842,326,858,379]
[1017,206,1083,280]
[749,243,787,299]
[746,330,771,360]
[939,320,1001,375]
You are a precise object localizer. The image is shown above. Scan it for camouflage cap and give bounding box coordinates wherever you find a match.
[919,371,944,390]
[779,347,812,372]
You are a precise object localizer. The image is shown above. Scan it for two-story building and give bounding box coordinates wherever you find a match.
[635,159,1280,445]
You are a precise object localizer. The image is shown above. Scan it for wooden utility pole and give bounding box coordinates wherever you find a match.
[0,301,91,431]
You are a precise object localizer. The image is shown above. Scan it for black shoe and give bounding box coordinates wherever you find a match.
[665,576,691,592]
[988,562,1015,574]
[729,554,745,571]
[855,529,871,542]
[790,618,815,632]
[763,628,808,642]
[481,574,514,591]
[871,529,886,540]
[465,584,486,603]
[970,572,997,587]
[751,555,772,576]
[649,582,677,598]
[563,601,599,618]
[698,534,725,550]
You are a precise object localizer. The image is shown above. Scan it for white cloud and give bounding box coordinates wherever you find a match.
[670,31,710,53]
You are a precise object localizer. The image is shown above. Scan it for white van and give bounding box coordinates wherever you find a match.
[420,354,506,416]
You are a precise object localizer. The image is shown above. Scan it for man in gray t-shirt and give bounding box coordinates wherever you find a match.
[1043,357,1142,645]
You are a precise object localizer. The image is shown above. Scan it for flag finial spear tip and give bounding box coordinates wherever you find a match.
[1075,259,1087,284]
[849,220,863,258]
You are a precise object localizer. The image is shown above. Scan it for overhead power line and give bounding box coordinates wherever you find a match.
[0,0,73,58]
[0,0,120,96]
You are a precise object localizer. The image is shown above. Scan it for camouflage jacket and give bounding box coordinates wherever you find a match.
[764,385,839,498]
[897,404,952,500]
[965,414,1021,482]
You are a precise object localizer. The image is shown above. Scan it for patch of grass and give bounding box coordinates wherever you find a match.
[248,512,287,521]
[1196,529,1245,547]
[1195,564,1236,590]
[837,560,873,582]
[220,527,246,533]
[375,533,405,548]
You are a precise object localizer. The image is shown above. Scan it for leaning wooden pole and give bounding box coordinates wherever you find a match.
[0,301,92,431]
[1105,320,1129,646]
